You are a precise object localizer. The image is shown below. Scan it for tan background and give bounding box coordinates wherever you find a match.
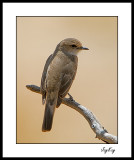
[17,17,117,143]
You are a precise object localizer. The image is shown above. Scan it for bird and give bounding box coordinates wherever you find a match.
[40,38,89,132]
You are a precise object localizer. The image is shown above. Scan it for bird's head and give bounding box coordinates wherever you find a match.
[59,38,89,56]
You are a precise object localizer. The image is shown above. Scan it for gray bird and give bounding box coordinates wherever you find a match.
[40,38,89,132]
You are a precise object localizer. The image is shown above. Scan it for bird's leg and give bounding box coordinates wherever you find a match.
[68,93,74,101]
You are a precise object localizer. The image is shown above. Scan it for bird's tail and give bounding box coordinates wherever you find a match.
[42,92,58,132]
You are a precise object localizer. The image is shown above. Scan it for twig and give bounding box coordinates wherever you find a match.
[26,84,117,144]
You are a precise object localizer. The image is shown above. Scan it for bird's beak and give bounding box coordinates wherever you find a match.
[78,46,89,50]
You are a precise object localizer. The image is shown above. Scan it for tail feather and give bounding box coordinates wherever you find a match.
[42,93,58,132]
[42,94,46,105]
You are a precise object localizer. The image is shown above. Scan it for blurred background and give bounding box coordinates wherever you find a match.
[17,17,117,143]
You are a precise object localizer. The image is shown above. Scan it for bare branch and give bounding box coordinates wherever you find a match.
[26,84,117,144]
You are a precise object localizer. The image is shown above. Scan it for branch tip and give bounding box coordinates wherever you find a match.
[26,84,117,144]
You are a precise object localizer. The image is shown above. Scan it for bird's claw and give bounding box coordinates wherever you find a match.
[68,93,74,101]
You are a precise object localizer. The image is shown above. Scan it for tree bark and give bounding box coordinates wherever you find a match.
[26,84,117,144]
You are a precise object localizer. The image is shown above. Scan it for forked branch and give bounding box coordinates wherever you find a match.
[26,84,117,144]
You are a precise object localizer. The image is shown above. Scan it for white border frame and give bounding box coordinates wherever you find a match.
[3,3,131,157]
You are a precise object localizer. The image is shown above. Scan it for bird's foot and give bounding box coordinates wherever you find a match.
[68,93,74,101]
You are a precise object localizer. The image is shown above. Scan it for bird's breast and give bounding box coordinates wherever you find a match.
[45,51,78,92]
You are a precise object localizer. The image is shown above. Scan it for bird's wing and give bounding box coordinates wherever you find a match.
[59,73,76,98]
[40,54,53,92]
[40,43,60,95]
[56,70,77,107]
[40,54,53,104]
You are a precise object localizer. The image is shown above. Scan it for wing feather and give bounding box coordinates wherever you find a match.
[40,54,52,104]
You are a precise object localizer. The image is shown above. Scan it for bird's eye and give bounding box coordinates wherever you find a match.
[71,45,77,48]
